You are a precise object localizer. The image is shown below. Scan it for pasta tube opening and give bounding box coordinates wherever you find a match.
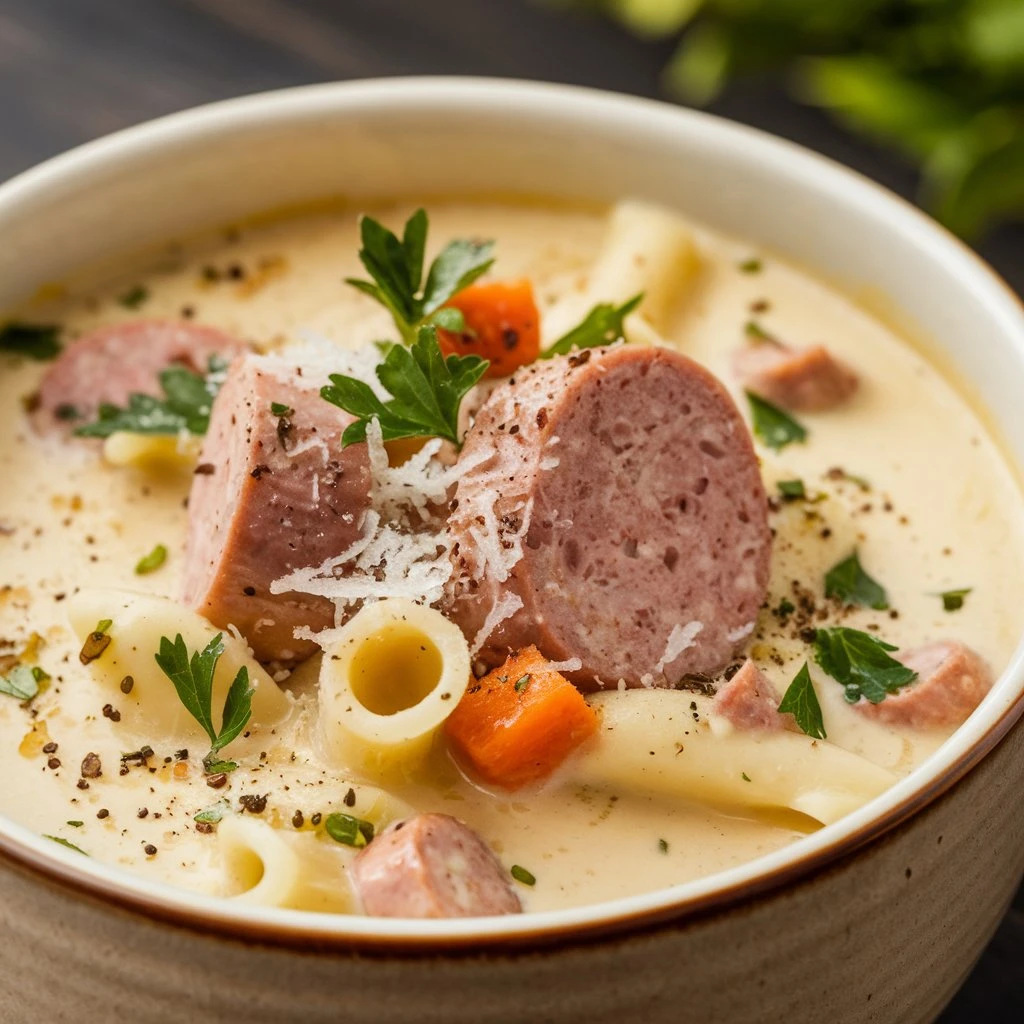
[318,598,471,776]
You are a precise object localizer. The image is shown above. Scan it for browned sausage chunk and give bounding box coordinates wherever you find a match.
[352,814,522,918]
[733,341,858,412]
[447,345,772,688]
[181,354,371,663]
[31,320,248,436]
[856,641,992,729]
[713,659,783,730]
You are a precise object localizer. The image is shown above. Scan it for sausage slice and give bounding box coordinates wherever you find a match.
[352,814,522,918]
[31,320,248,436]
[446,345,772,688]
[712,659,783,731]
[733,340,858,412]
[181,354,371,663]
[856,641,992,729]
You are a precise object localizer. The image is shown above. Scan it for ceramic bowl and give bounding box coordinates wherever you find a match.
[1,78,1022,1024]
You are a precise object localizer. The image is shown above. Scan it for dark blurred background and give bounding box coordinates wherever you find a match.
[0,0,1021,1019]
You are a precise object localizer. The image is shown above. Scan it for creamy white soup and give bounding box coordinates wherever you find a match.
[0,199,1021,917]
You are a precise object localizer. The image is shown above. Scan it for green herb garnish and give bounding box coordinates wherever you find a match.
[741,772,752,782]
[194,801,229,825]
[154,634,253,767]
[44,835,88,855]
[66,820,84,828]
[0,322,61,360]
[0,664,45,702]
[745,390,808,452]
[938,588,972,612]
[738,257,763,273]
[657,838,669,853]
[119,285,150,310]
[75,356,227,439]
[824,550,889,610]
[814,627,918,705]
[270,402,293,417]
[540,294,644,359]
[777,479,806,500]
[514,673,531,693]
[346,209,494,344]
[321,325,488,448]
[201,755,238,775]
[778,662,827,740]
[744,320,775,342]
[324,812,375,848]
[135,544,168,575]
[95,619,113,635]
[510,864,536,886]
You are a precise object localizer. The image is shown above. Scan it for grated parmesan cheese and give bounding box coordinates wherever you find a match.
[654,621,704,675]
[470,592,524,657]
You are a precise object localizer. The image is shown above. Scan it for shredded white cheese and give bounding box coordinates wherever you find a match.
[654,621,704,674]
[470,592,523,657]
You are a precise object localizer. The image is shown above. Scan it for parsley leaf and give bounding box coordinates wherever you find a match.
[777,479,806,500]
[778,662,827,739]
[324,812,375,848]
[824,550,889,610]
[346,209,494,344]
[75,356,227,439]
[135,544,167,575]
[322,325,488,448]
[0,322,61,360]
[510,864,536,886]
[938,588,972,612]
[44,835,88,856]
[745,390,808,452]
[813,627,918,705]
[0,664,45,702]
[154,634,254,763]
[540,294,644,358]
[119,285,149,310]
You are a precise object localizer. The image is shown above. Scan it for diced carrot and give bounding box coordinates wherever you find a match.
[437,279,541,377]
[445,645,599,789]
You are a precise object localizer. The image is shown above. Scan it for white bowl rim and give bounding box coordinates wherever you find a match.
[1,75,1023,951]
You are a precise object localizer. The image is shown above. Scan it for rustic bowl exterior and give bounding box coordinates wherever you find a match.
[1,80,1023,1023]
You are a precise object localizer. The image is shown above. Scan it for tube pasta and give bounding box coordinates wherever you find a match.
[544,200,700,341]
[575,690,898,826]
[318,598,471,778]
[66,589,290,743]
[217,817,356,913]
[102,431,201,470]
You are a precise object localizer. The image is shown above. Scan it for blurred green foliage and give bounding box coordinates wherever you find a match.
[552,0,1024,237]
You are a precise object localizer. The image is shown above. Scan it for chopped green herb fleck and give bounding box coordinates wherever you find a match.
[657,838,669,853]
[201,755,238,775]
[938,588,972,612]
[322,325,487,449]
[0,664,43,702]
[778,662,827,740]
[194,801,228,825]
[55,403,82,422]
[95,619,113,635]
[744,320,774,341]
[814,627,918,705]
[741,772,752,782]
[738,258,763,274]
[119,285,149,310]
[514,673,531,693]
[540,293,644,358]
[135,544,168,575]
[66,820,84,828]
[510,864,536,886]
[44,835,88,855]
[324,812,375,848]
[0,322,62,360]
[775,598,796,617]
[270,401,294,417]
[745,391,808,452]
[777,479,806,501]
[824,550,889,610]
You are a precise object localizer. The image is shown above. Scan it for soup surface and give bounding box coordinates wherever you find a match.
[1,199,1022,916]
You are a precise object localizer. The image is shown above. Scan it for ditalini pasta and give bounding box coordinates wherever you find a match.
[1,197,1021,918]
[318,599,471,776]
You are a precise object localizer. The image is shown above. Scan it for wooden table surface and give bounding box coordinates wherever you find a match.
[1,1,1022,1019]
